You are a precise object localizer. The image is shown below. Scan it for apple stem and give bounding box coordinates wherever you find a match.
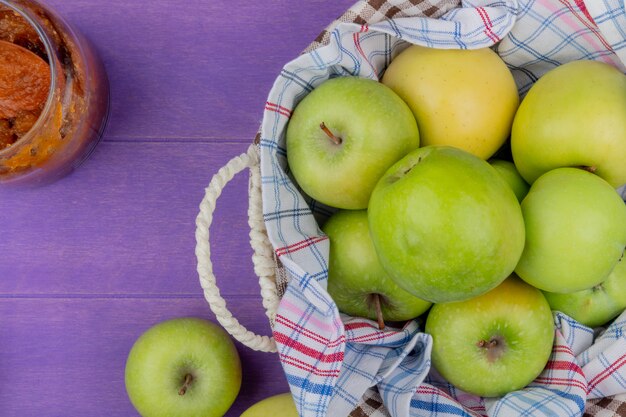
[373,294,385,330]
[319,122,342,145]
[178,373,193,396]
[580,165,597,173]
[477,339,498,348]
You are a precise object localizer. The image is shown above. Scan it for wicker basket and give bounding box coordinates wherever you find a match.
[195,1,626,415]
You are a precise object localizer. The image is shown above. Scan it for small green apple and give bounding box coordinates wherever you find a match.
[425,275,555,397]
[382,45,519,160]
[543,255,626,328]
[125,317,242,417]
[240,393,298,417]
[286,76,419,209]
[489,159,530,203]
[368,146,525,303]
[515,167,626,293]
[511,60,626,187]
[323,209,431,328]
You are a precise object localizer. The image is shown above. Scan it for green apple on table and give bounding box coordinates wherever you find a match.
[125,317,241,417]
[515,167,626,293]
[382,45,519,160]
[240,393,299,417]
[543,255,626,328]
[425,276,555,397]
[323,209,432,329]
[368,145,525,303]
[511,59,626,188]
[490,159,530,203]
[286,76,419,210]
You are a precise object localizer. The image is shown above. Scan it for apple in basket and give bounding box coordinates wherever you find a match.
[286,76,419,210]
[382,45,519,160]
[543,255,626,328]
[425,275,555,397]
[515,167,626,293]
[240,393,299,417]
[125,317,241,417]
[511,60,626,188]
[489,159,530,203]
[322,209,432,329]
[368,145,525,303]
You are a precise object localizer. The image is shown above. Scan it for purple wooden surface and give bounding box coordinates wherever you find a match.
[0,0,356,416]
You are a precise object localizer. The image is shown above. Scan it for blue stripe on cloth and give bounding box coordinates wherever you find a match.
[410,399,475,416]
[285,373,335,397]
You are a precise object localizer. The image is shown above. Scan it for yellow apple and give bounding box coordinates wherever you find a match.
[511,60,626,188]
[382,45,519,160]
[240,393,298,417]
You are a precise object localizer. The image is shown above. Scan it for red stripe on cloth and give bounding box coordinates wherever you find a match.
[274,331,345,363]
[417,386,460,404]
[573,0,595,24]
[545,359,586,378]
[349,330,394,344]
[265,101,292,118]
[587,353,626,393]
[275,314,345,348]
[533,376,587,392]
[353,33,375,74]
[476,7,499,43]
[279,353,342,377]
[344,321,377,331]
[360,23,369,33]
[275,236,328,257]
[558,0,613,51]
[478,6,493,27]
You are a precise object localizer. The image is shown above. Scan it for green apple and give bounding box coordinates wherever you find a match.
[515,167,626,293]
[125,317,242,417]
[240,393,298,417]
[489,159,530,203]
[323,209,431,328]
[286,76,419,210]
[511,60,626,187]
[426,276,555,397]
[368,146,525,303]
[543,254,626,328]
[382,45,519,160]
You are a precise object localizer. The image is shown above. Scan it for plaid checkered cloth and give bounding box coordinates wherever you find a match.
[257,0,626,416]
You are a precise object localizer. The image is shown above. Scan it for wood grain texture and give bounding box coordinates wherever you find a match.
[0,297,284,417]
[0,141,258,296]
[43,0,355,141]
[0,0,358,415]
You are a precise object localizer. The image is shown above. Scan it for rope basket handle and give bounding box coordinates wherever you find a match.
[195,143,279,353]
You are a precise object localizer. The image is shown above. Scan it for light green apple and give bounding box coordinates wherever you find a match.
[240,393,298,417]
[368,146,525,303]
[489,159,530,203]
[515,167,626,293]
[511,60,626,187]
[382,45,519,160]
[323,209,431,328]
[543,255,626,328]
[286,76,419,209]
[425,275,555,397]
[125,317,242,417]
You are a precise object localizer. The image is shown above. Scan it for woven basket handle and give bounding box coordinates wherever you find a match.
[195,144,279,353]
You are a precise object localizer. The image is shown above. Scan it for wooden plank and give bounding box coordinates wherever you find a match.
[41,0,355,141]
[0,297,286,417]
[0,141,269,297]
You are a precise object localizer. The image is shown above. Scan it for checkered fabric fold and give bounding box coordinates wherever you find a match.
[257,1,626,416]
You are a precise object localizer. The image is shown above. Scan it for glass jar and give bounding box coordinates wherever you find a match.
[0,0,109,186]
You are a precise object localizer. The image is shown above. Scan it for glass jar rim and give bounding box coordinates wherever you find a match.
[0,0,58,157]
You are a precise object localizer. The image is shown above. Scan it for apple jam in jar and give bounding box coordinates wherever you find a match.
[0,0,109,185]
